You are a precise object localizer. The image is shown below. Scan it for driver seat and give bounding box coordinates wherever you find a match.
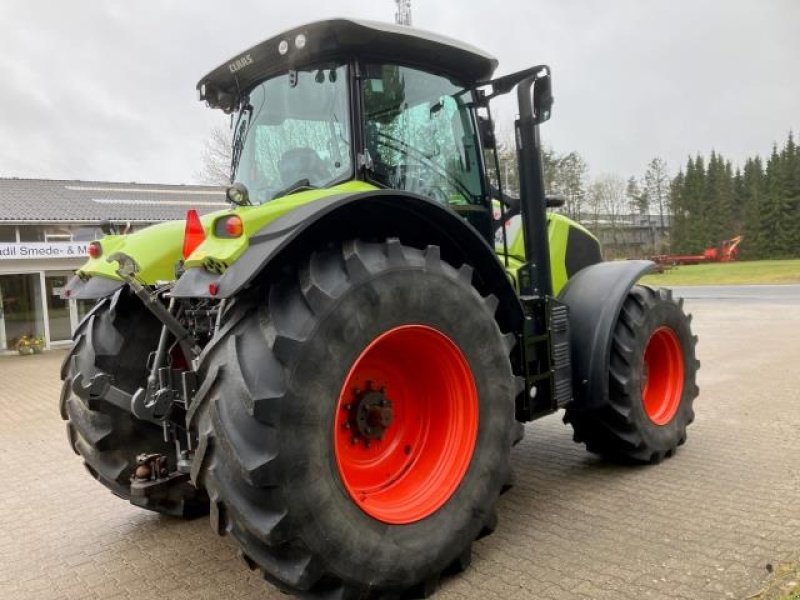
[278,148,331,186]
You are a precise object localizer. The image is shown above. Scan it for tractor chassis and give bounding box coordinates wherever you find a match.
[107,258,227,497]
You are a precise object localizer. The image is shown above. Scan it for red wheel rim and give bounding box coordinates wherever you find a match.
[334,325,478,525]
[641,326,685,425]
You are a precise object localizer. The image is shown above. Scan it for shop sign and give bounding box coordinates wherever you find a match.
[0,242,89,260]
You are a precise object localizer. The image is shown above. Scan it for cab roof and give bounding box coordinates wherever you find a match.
[197,19,498,112]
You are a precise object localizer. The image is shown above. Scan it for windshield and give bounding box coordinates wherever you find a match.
[363,63,485,207]
[231,63,352,204]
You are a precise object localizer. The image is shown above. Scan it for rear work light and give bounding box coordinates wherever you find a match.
[183,209,206,259]
[214,215,244,238]
[87,241,102,259]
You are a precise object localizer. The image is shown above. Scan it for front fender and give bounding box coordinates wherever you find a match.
[558,260,656,411]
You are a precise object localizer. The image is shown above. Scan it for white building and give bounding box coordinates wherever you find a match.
[0,178,225,352]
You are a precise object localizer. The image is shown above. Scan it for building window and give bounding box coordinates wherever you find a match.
[0,225,15,242]
[71,226,102,241]
[18,225,46,242]
[44,227,73,242]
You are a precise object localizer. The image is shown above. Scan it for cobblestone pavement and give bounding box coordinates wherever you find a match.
[0,296,798,600]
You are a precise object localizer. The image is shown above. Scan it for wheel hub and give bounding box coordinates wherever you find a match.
[345,384,394,443]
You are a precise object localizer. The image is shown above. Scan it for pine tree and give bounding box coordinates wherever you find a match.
[668,130,800,260]
[684,155,706,253]
[778,132,800,256]
[762,144,783,257]
[670,169,687,252]
[741,156,765,258]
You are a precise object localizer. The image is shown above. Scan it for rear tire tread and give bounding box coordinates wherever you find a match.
[192,239,516,598]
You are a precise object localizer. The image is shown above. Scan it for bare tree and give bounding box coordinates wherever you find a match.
[197,125,233,185]
[552,152,588,221]
[588,174,627,250]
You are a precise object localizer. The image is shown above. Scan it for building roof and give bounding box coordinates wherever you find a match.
[0,178,227,223]
[198,19,498,112]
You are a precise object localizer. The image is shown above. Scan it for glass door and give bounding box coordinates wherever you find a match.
[0,273,45,351]
[45,273,72,343]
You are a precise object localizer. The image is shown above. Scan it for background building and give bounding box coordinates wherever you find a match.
[0,178,225,352]
[583,213,671,259]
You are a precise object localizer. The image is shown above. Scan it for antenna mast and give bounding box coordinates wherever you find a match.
[394,0,412,26]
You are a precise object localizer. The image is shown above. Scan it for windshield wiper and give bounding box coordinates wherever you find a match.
[375,133,480,203]
[230,103,253,177]
[271,178,317,200]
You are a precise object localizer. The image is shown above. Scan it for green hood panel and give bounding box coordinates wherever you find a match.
[495,211,600,296]
[75,181,377,285]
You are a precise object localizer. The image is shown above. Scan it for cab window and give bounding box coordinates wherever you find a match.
[362,64,486,207]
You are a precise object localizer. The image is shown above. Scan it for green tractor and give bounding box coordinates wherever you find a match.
[62,19,698,598]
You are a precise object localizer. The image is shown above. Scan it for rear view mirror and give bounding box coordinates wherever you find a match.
[532,74,553,124]
[477,116,496,148]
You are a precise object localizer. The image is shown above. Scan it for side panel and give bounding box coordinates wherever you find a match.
[564,222,604,279]
[496,213,602,295]
[557,260,656,411]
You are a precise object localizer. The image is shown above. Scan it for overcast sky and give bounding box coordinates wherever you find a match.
[0,0,797,185]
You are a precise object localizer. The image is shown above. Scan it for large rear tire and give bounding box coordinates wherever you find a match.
[565,285,699,463]
[61,288,207,517]
[190,239,518,597]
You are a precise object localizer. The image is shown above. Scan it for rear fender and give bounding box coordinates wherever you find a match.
[558,260,656,411]
[172,190,524,333]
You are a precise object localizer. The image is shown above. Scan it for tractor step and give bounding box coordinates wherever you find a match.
[549,301,572,408]
[517,297,573,421]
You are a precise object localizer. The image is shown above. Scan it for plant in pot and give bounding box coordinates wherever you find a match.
[15,336,35,356]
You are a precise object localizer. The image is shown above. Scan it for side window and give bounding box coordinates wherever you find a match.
[363,64,484,206]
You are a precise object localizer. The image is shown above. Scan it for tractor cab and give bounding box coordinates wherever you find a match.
[199,19,502,239]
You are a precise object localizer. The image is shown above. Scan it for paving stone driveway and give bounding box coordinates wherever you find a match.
[0,296,797,599]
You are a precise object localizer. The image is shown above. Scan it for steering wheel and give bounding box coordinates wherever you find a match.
[423,186,450,206]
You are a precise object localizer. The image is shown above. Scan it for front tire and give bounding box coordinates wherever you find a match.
[565,285,699,463]
[190,239,517,597]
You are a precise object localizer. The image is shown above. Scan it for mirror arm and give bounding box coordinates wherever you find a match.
[475,65,550,105]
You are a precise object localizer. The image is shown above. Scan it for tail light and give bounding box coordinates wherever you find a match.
[214,215,244,238]
[183,209,206,259]
[87,241,102,259]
